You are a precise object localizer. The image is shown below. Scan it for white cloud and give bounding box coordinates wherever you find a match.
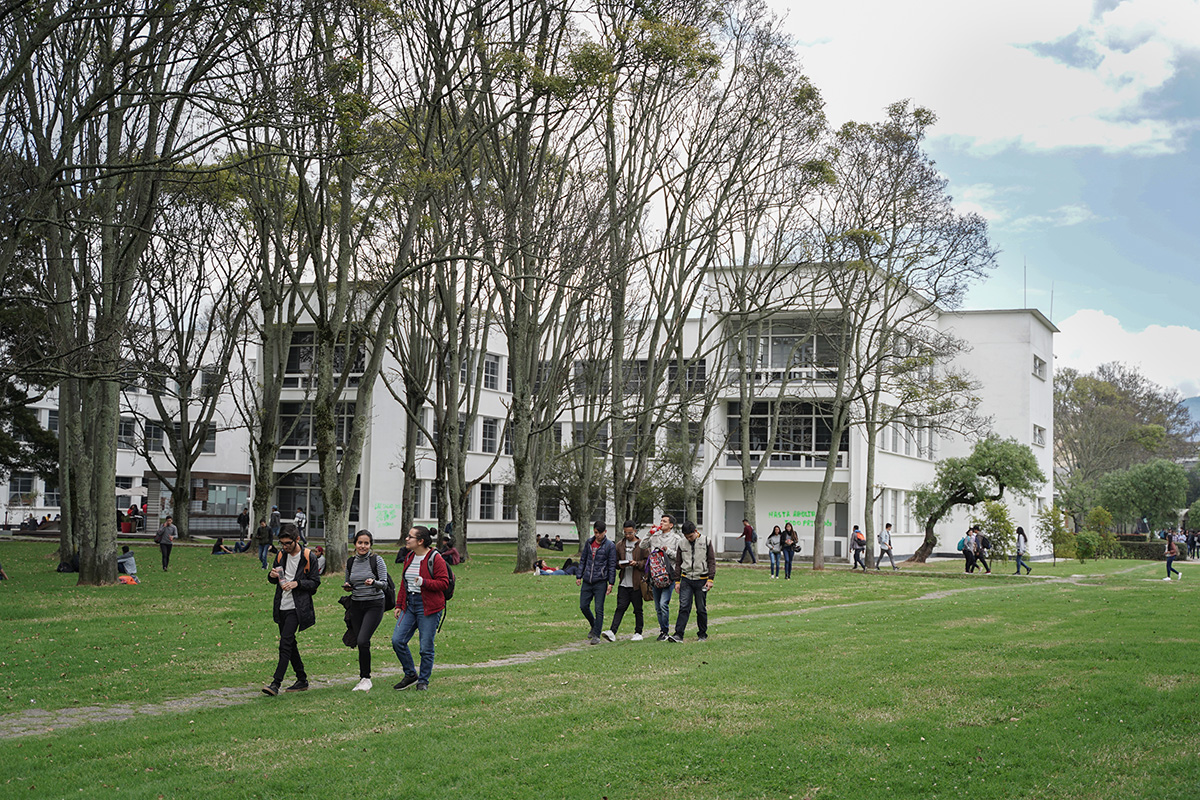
[779,0,1200,154]
[1009,203,1100,230]
[1055,308,1200,396]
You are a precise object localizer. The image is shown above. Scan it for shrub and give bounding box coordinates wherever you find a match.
[1114,541,1167,560]
[1075,531,1100,563]
[1036,504,1074,564]
[1116,533,1147,543]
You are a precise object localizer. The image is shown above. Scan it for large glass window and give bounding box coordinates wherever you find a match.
[736,318,842,380]
[118,417,137,450]
[667,359,706,394]
[276,472,360,534]
[483,354,500,390]
[481,418,498,454]
[727,401,847,466]
[537,486,561,522]
[479,483,495,520]
[278,402,356,457]
[8,472,35,504]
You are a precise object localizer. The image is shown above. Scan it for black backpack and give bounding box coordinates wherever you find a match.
[437,551,456,602]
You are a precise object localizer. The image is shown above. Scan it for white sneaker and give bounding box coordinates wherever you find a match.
[601,630,616,642]
[1163,577,1173,581]
[630,633,644,641]
[352,678,372,691]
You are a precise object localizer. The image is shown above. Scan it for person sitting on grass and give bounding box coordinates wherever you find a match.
[117,546,139,582]
[211,538,234,555]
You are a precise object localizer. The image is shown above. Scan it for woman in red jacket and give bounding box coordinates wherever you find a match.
[391,526,450,691]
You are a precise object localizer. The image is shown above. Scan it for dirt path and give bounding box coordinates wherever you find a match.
[0,564,1161,740]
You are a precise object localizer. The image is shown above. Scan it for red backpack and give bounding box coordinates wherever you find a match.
[646,549,671,588]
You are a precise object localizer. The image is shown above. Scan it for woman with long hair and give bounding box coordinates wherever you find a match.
[343,530,388,691]
[1014,526,1031,575]
[781,522,798,579]
[391,526,450,691]
[767,526,783,579]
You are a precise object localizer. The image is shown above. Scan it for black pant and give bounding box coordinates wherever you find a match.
[349,599,385,678]
[273,609,307,684]
[964,550,976,572]
[852,548,865,569]
[159,543,172,570]
[975,552,990,573]
[608,585,644,634]
[674,577,709,638]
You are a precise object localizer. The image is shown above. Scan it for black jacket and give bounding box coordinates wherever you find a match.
[269,547,322,630]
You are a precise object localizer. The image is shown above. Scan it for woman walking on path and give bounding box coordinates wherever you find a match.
[1164,536,1181,581]
[343,531,388,692]
[767,526,782,579]
[781,523,798,579]
[392,526,450,691]
[1014,526,1032,575]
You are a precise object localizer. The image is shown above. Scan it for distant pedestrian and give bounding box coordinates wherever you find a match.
[781,522,798,579]
[254,519,272,569]
[974,526,992,574]
[294,507,307,544]
[237,507,250,541]
[1165,537,1181,581]
[269,506,281,540]
[263,524,321,696]
[155,515,178,571]
[767,525,782,578]
[850,525,867,571]
[739,519,757,564]
[960,528,977,573]
[875,522,897,570]
[1014,526,1032,574]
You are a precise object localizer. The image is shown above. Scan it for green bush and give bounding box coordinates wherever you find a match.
[1116,533,1147,543]
[1075,530,1100,562]
[1114,541,1167,560]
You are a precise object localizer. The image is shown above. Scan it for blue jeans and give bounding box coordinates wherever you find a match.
[579,580,608,638]
[1167,557,1180,578]
[651,584,674,635]
[740,541,756,563]
[392,593,441,683]
[783,548,794,578]
[768,551,781,576]
[1015,553,1031,573]
[674,577,708,638]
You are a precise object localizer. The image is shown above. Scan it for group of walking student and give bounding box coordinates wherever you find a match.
[261,523,451,696]
[577,515,716,645]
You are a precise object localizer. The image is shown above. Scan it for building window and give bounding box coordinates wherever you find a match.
[118,417,137,450]
[481,418,498,454]
[667,359,707,394]
[201,423,217,454]
[726,401,848,466]
[1033,355,1047,380]
[145,422,165,452]
[46,409,58,434]
[483,354,500,390]
[537,486,561,522]
[429,483,439,520]
[279,402,356,451]
[1033,425,1046,447]
[412,481,422,519]
[479,483,495,520]
[502,485,516,520]
[8,472,35,504]
[503,423,513,455]
[43,482,60,507]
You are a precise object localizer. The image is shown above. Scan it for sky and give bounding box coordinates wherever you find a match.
[774,0,1200,398]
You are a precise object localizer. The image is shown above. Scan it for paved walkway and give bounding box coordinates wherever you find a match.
[0,564,1162,739]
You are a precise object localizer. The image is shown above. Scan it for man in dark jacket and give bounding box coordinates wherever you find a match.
[576,521,616,644]
[263,524,321,696]
[669,521,716,642]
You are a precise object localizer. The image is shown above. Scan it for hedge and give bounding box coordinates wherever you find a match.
[1112,541,1187,560]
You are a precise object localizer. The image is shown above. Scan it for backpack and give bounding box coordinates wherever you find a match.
[345,554,396,612]
[438,552,456,602]
[274,547,316,588]
[978,534,991,551]
[854,531,866,548]
[646,549,672,588]
[750,528,758,544]
[956,537,967,552]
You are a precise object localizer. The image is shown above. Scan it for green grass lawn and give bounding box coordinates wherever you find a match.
[0,540,1196,799]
